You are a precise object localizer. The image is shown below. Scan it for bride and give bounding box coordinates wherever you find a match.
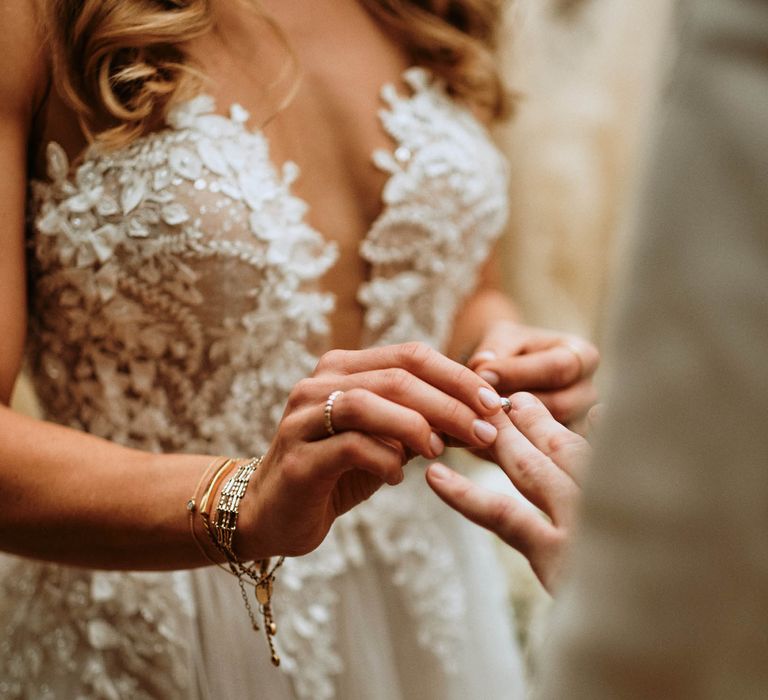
[0,1,598,697]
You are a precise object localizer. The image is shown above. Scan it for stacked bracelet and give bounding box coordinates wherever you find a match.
[187,457,235,571]
[188,456,284,667]
[214,457,259,553]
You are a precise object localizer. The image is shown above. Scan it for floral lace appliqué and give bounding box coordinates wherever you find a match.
[359,67,509,349]
[12,68,509,699]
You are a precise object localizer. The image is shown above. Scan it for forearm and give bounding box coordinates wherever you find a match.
[447,286,521,361]
[0,403,221,570]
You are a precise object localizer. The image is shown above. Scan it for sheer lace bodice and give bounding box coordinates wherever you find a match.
[26,68,507,455]
[5,68,513,700]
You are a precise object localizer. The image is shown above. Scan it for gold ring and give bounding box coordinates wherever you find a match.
[562,342,586,379]
[324,390,344,436]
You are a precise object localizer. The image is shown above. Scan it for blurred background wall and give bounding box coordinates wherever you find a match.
[491,0,675,664]
[496,0,674,341]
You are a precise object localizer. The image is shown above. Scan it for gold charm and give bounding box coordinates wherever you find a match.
[256,578,273,605]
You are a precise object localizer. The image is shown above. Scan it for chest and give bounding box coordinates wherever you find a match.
[187,1,418,260]
[29,51,509,374]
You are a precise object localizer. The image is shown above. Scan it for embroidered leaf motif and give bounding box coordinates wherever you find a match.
[46,142,70,183]
[121,177,146,215]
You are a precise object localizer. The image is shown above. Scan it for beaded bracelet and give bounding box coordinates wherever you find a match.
[192,456,284,667]
[214,457,259,553]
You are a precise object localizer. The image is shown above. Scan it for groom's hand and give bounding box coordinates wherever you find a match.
[426,392,590,592]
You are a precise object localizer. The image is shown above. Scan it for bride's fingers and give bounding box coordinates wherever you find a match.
[344,370,499,448]
[478,343,598,393]
[299,430,406,487]
[533,378,599,425]
[313,343,504,418]
[466,320,528,376]
[288,372,499,449]
[299,389,445,459]
[425,463,553,563]
[506,392,592,486]
[254,434,402,556]
[330,470,388,517]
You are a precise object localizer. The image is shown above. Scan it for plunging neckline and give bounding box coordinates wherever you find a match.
[181,70,428,349]
[33,67,462,348]
[51,66,433,247]
[31,65,506,353]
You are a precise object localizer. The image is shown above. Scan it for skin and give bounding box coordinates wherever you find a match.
[0,0,597,571]
[468,321,600,428]
[426,393,597,592]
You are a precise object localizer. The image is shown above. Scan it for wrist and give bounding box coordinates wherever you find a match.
[228,460,276,562]
[188,456,233,567]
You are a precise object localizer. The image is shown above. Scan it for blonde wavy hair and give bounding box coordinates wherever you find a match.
[42,0,510,146]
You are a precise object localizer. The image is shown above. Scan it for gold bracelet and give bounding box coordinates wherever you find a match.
[198,458,238,569]
[187,457,227,567]
[206,456,284,667]
[189,458,237,571]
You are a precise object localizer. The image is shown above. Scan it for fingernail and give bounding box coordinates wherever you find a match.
[478,370,500,387]
[478,387,502,411]
[473,419,498,444]
[429,432,445,458]
[428,463,454,481]
[471,350,497,364]
[510,392,537,410]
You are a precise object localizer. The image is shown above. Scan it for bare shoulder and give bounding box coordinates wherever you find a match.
[0,0,49,118]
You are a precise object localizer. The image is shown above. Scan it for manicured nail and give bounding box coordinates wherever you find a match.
[471,350,497,364]
[510,392,538,410]
[428,463,454,481]
[478,387,502,411]
[473,419,498,444]
[429,432,445,458]
[478,370,500,387]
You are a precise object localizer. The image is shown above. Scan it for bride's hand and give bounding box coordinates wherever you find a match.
[467,321,600,429]
[239,342,504,559]
[426,392,591,593]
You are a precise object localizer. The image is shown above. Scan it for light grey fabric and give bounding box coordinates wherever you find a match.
[533,1,768,697]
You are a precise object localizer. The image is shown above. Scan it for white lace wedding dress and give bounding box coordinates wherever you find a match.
[0,68,526,699]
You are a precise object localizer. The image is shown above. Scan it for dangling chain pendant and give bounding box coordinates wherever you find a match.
[194,455,287,667]
[256,558,284,667]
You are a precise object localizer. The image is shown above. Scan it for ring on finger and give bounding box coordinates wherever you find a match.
[562,342,586,379]
[324,390,344,436]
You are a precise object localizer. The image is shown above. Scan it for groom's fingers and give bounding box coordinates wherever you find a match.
[507,392,592,486]
[425,463,551,559]
[485,408,579,527]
